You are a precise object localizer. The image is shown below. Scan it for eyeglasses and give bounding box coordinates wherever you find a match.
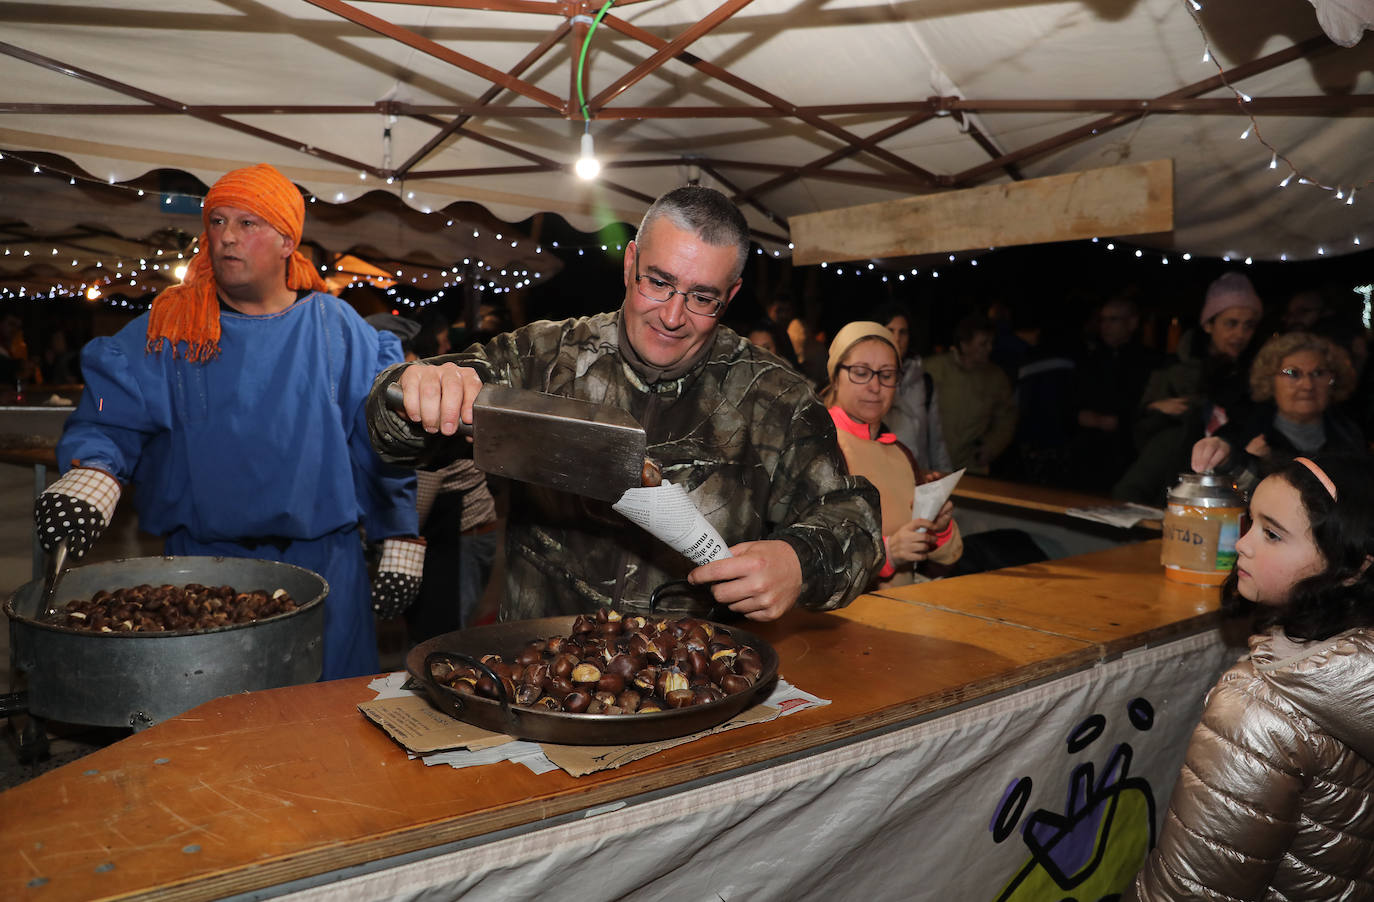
[838,364,900,387]
[1278,366,1334,385]
[633,258,726,318]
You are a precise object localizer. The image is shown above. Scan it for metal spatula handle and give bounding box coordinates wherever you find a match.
[39,537,70,621]
[384,379,660,501]
[384,381,475,437]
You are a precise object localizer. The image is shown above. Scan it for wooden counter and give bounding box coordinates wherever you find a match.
[953,473,1145,519]
[951,473,1163,567]
[0,540,1220,901]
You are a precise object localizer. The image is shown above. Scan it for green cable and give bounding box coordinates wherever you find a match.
[576,0,617,123]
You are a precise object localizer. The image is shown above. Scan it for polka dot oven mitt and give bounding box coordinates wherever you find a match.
[34,467,122,560]
[372,536,426,619]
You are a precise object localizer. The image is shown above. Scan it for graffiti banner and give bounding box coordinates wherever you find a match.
[285,630,1235,902]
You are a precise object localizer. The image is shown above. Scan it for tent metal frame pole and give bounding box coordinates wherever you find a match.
[597,12,943,187]
[9,97,1374,118]
[732,112,938,206]
[394,21,572,177]
[303,0,566,111]
[0,40,380,176]
[950,34,1334,185]
[586,0,756,112]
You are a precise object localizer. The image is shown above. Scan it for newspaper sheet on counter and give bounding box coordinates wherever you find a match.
[1065,502,1166,529]
[361,672,829,777]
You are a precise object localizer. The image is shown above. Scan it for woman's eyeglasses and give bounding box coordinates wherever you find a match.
[1278,366,1333,385]
[838,364,900,387]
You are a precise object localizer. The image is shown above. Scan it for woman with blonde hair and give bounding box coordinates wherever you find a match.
[823,322,962,588]
[1192,332,1366,493]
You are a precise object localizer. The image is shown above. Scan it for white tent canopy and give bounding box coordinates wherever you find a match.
[2,0,1373,264]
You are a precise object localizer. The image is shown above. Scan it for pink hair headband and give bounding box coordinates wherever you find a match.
[1295,457,1337,501]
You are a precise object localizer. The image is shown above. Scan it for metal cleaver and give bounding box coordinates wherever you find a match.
[385,382,658,502]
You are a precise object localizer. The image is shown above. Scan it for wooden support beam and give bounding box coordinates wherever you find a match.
[789,159,1173,265]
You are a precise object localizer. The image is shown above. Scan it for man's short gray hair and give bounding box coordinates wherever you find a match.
[636,186,750,283]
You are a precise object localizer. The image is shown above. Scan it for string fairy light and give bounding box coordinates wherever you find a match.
[0,150,572,304]
[1183,0,1373,207]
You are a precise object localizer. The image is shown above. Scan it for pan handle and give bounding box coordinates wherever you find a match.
[647,579,734,622]
[423,650,517,730]
[384,381,475,438]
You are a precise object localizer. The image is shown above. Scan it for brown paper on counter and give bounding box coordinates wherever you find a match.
[540,703,781,777]
[358,695,513,754]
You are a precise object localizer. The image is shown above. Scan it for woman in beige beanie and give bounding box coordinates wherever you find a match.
[823,322,962,588]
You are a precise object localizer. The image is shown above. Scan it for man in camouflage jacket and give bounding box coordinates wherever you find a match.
[367,187,882,622]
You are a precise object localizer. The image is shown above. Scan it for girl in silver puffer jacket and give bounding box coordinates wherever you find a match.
[1129,453,1374,901]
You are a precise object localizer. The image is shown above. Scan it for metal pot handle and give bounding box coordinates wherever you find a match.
[647,579,732,621]
[423,650,516,730]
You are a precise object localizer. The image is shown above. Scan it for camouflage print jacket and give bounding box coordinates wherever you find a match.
[367,310,883,621]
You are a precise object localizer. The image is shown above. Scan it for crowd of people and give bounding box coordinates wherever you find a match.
[740,269,1371,510]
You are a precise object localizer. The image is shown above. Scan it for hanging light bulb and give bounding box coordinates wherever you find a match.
[575,131,600,180]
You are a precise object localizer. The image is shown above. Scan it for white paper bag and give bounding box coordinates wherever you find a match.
[912,468,965,531]
[613,482,732,566]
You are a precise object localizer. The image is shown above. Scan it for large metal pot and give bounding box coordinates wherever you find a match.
[407,615,780,745]
[5,556,327,730]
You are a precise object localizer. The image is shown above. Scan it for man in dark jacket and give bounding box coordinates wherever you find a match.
[368,186,883,622]
[1073,296,1161,492]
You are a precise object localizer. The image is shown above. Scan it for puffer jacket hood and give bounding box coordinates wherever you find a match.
[1253,628,1374,762]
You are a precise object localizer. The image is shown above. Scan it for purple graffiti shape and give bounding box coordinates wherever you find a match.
[1020,744,1133,888]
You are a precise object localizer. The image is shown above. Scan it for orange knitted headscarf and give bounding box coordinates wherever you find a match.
[146,163,325,361]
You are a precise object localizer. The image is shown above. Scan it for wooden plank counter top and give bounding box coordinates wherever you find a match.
[954,473,1162,530]
[1,540,1219,901]
[876,541,1219,656]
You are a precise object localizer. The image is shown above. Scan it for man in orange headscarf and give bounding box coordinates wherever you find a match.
[39,163,421,679]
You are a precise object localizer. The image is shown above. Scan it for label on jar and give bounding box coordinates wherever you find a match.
[1162,506,1242,572]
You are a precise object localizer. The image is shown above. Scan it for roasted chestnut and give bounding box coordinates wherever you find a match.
[550,653,578,679]
[719,673,754,695]
[632,666,660,693]
[656,665,690,698]
[596,672,626,694]
[546,676,575,701]
[571,662,602,686]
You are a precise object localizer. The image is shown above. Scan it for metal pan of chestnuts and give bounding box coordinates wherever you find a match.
[405,606,780,745]
[4,555,327,731]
